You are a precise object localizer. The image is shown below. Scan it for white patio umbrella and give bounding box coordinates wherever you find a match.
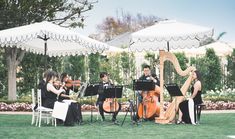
[130,20,213,51]
[129,20,214,124]
[0,21,108,57]
[172,41,233,57]
[0,21,111,101]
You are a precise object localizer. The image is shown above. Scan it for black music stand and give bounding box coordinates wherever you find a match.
[121,80,155,126]
[133,79,155,91]
[104,86,123,99]
[165,83,183,124]
[83,84,99,122]
[103,86,123,123]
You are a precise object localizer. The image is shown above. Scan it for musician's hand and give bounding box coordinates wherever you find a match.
[68,95,72,99]
[59,88,65,93]
[150,77,157,83]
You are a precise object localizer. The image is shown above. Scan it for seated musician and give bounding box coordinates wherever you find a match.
[137,65,160,120]
[177,70,203,124]
[96,72,121,123]
[138,65,160,101]
[44,71,82,126]
[60,72,79,95]
[60,72,83,124]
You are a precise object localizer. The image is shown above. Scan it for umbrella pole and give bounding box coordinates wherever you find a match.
[38,35,49,70]
[167,41,170,52]
[44,38,47,70]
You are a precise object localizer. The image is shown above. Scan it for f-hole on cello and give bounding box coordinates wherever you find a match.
[102,86,123,113]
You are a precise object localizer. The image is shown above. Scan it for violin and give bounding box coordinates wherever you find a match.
[65,79,81,88]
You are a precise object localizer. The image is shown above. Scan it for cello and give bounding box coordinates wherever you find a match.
[103,97,120,113]
[102,81,120,113]
[137,86,161,119]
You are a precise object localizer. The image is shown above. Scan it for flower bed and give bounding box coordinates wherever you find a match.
[1,101,235,112]
[0,102,32,111]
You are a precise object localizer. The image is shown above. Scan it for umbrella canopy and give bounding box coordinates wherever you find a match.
[172,41,233,57]
[103,45,127,54]
[130,20,214,52]
[0,21,108,57]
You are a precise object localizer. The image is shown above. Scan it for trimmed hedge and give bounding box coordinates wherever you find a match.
[1,100,235,112]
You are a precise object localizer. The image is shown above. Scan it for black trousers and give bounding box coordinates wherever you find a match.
[64,102,83,126]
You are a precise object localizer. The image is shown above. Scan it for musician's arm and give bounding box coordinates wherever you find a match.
[190,81,201,99]
[47,83,71,99]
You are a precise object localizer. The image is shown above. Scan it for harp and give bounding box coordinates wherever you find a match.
[155,50,196,124]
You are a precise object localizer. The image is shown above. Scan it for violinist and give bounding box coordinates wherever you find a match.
[60,72,79,95]
[60,72,83,124]
[137,65,160,120]
[97,72,121,123]
[44,71,71,109]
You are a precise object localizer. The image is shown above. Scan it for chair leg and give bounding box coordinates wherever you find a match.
[197,106,202,124]
[54,118,57,127]
[39,111,42,127]
[195,105,204,124]
[96,107,100,121]
[31,111,35,125]
[35,112,39,126]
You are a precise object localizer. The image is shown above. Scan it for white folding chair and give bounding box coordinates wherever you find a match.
[31,89,37,125]
[35,89,56,127]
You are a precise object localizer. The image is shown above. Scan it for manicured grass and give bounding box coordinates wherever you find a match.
[0,113,234,139]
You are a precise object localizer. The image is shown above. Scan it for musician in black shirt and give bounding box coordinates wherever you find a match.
[97,72,121,123]
[137,65,160,102]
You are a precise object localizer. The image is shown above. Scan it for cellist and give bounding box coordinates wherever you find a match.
[137,65,161,120]
[96,72,121,124]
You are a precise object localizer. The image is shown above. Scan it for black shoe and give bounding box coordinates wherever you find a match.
[176,120,185,124]
[113,120,119,125]
[102,117,105,122]
[112,117,116,122]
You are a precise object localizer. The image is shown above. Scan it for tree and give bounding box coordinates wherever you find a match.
[200,32,227,46]
[88,53,100,83]
[226,49,235,88]
[120,52,135,86]
[0,0,96,100]
[193,49,222,92]
[0,49,7,97]
[96,11,162,41]
[18,53,63,96]
[63,55,86,81]
[144,52,157,73]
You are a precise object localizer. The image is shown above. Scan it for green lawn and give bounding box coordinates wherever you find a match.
[0,113,234,139]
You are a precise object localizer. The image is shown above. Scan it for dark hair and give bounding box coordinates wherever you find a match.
[46,71,58,83]
[195,70,201,81]
[60,72,68,82]
[100,72,108,79]
[43,70,50,78]
[143,65,150,69]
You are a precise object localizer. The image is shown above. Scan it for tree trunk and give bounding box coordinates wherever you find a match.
[7,60,17,100]
[6,47,25,101]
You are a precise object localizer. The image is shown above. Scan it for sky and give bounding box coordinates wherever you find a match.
[77,0,235,42]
